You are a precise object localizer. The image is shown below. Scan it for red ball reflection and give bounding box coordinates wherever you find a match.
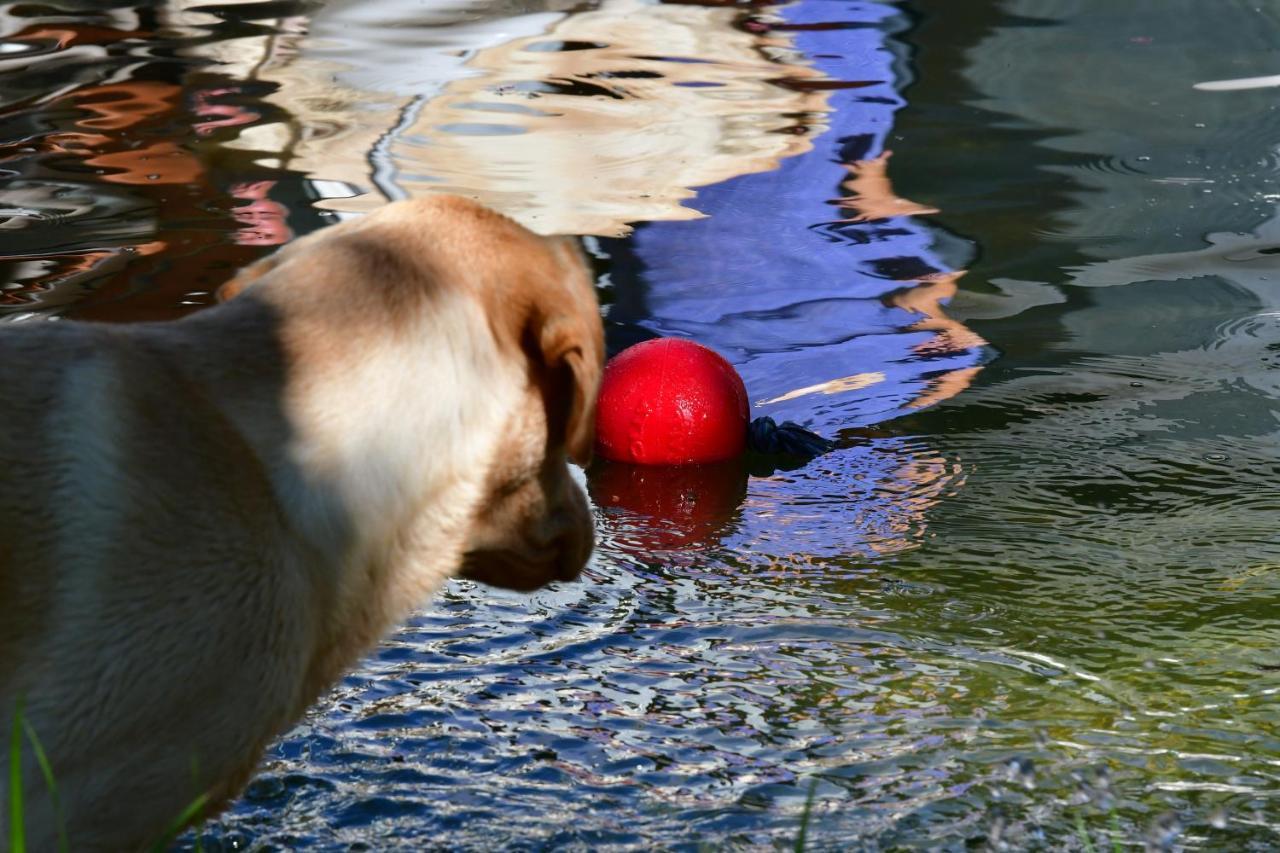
[589,457,748,550]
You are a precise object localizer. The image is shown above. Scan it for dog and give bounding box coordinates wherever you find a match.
[0,195,603,850]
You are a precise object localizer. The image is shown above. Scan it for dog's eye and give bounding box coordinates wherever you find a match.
[492,471,532,500]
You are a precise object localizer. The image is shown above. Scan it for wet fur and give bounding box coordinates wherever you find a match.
[0,196,603,850]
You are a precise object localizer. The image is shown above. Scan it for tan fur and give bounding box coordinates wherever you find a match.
[0,196,603,851]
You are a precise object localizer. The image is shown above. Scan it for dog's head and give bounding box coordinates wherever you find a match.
[219,196,603,593]
[444,203,604,593]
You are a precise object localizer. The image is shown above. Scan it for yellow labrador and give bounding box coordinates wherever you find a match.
[0,196,603,850]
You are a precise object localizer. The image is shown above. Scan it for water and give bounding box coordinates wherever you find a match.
[4,0,1280,848]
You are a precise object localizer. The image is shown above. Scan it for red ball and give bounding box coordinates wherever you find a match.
[594,338,749,465]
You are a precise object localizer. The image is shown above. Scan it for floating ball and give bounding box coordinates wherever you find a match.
[594,338,749,465]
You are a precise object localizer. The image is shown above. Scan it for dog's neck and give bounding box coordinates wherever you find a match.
[153,294,518,665]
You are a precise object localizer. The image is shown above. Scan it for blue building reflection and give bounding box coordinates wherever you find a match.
[594,0,986,558]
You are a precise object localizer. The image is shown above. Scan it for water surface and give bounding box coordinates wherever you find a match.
[2,0,1279,848]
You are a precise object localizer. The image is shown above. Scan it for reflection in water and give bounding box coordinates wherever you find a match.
[0,2,325,321]
[363,0,826,235]
[282,0,830,234]
[590,459,748,551]
[595,0,983,557]
[148,0,827,234]
[1067,204,1280,297]
[228,180,293,246]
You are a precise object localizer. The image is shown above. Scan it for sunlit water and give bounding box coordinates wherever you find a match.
[3,0,1280,849]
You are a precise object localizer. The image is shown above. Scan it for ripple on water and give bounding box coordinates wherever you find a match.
[197,561,1009,849]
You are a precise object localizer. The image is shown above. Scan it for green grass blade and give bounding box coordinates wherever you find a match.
[794,777,818,853]
[1110,809,1122,853]
[149,792,209,853]
[21,719,66,853]
[1074,812,1096,853]
[9,702,25,853]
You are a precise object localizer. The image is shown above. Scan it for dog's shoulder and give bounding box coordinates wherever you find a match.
[0,316,291,687]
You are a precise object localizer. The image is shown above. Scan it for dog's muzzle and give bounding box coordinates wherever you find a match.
[459,527,592,592]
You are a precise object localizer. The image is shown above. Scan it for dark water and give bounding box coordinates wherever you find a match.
[4,0,1280,849]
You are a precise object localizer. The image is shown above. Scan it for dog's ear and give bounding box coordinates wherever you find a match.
[522,235,603,467]
[539,316,601,466]
[216,255,281,302]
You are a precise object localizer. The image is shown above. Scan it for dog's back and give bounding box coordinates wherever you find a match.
[0,310,315,847]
